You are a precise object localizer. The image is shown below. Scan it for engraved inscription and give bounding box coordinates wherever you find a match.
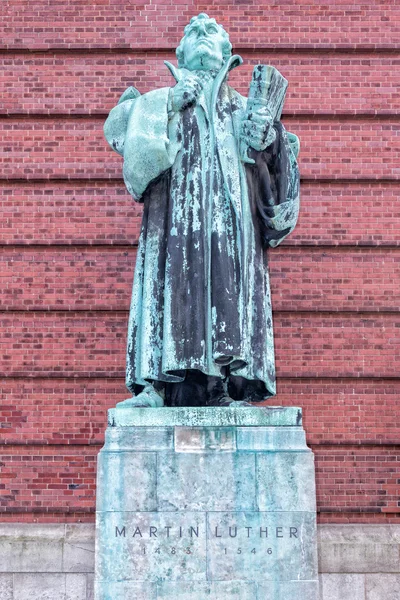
[97,512,207,582]
[97,511,317,582]
[114,524,297,540]
[115,525,200,538]
[207,512,318,581]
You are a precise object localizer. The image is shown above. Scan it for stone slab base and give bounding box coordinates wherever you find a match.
[95,406,319,599]
[96,579,319,599]
[0,524,399,599]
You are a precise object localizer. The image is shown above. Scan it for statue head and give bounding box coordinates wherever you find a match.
[176,13,232,71]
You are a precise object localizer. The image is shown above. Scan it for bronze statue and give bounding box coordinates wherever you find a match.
[104,13,300,408]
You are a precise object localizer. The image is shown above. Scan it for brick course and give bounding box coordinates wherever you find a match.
[0,247,399,311]
[1,1,399,49]
[0,1,399,525]
[1,118,399,179]
[1,182,399,246]
[1,379,399,446]
[1,312,399,380]
[2,52,399,116]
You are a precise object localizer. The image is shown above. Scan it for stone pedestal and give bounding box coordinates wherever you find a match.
[95,406,319,600]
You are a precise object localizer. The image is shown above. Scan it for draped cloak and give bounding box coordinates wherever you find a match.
[104,55,300,403]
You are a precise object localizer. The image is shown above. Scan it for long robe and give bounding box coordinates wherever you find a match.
[104,55,300,403]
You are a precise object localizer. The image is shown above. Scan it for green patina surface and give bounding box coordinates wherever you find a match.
[95,419,318,599]
[103,13,301,408]
[108,405,302,428]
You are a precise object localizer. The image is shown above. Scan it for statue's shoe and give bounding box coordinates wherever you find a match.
[116,386,164,409]
[207,396,253,407]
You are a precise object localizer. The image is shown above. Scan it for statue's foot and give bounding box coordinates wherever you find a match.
[233,400,253,407]
[207,396,253,407]
[116,385,164,409]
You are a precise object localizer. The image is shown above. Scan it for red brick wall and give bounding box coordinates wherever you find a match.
[1,1,399,523]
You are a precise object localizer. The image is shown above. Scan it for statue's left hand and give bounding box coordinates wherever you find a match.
[240,105,276,152]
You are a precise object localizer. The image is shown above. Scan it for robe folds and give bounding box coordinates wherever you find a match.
[104,55,300,403]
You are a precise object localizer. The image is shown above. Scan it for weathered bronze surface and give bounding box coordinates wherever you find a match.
[104,13,300,408]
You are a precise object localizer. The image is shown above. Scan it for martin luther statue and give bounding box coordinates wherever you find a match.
[104,13,300,408]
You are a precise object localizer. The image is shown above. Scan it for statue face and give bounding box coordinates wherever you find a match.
[181,18,226,71]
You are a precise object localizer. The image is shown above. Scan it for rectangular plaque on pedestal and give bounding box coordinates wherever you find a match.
[95,407,319,600]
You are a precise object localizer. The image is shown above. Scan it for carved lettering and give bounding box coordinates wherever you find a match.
[132,527,142,538]
[115,526,126,538]
[229,526,237,538]
[113,522,302,541]
[149,526,158,538]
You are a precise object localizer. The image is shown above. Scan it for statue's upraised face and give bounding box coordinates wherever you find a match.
[179,15,230,71]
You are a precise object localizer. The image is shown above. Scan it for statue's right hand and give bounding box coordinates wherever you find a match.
[171,75,203,112]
